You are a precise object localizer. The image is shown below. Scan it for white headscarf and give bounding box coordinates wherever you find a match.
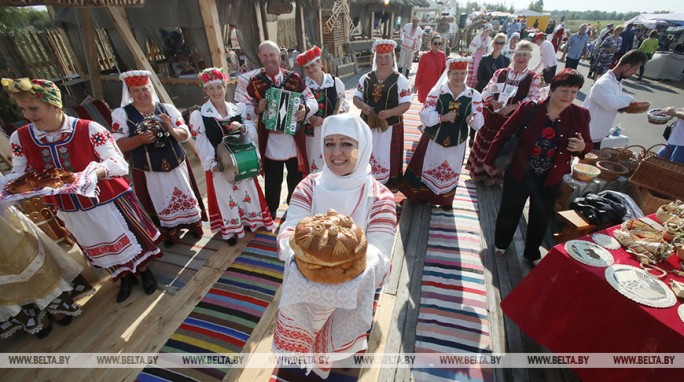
[118,70,160,107]
[312,114,374,229]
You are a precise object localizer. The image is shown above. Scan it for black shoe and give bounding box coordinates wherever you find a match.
[164,239,174,248]
[227,237,238,246]
[54,315,73,326]
[441,205,453,211]
[116,275,138,303]
[140,269,157,295]
[34,320,52,339]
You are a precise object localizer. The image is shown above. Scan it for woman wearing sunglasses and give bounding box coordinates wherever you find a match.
[414,35,447,104]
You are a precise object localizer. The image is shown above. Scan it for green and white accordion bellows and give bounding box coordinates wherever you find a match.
[263,87,303,135]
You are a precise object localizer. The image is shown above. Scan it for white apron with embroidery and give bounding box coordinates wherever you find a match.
[421,139,466,195]
[143,163,202,227]
[369,126,393,184]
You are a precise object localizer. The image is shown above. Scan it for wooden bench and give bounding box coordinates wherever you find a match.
[554,209,597,243]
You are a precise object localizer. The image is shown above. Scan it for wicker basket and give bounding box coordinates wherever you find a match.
[596,160,629,181]
[599,147,621,161]
[647,109,674,125]
[627,183,675,215]
[572,163,600,181]
[629,156,684,200]
[615,145,642,175]
[578,150,611,165]
[623,101,651,114]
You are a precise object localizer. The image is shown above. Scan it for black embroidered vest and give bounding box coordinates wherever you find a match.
[362,72,402,126]
[424,93,472,147]
[125,103,185,172]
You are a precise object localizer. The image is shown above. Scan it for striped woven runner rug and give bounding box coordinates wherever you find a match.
[136,227,284,382]
[413,175,493,382]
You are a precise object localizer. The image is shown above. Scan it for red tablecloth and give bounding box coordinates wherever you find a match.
[501,217,684,382]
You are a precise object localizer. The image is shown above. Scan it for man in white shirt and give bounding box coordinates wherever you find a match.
[532,33,558,84]
[583,50,648,148]
[399,17,423,77]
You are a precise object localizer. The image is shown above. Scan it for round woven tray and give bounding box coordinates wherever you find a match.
[647,109,674,125]
[623,101,651,114]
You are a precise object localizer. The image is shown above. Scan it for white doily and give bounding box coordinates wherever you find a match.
[592,233,621,250]
[604,264,677,308]
[678,305,684,323]
[565,240,615,267]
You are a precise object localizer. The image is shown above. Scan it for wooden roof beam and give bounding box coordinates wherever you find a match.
[106,6,171,104]
[0,0,145,7]
[198,0,227,69]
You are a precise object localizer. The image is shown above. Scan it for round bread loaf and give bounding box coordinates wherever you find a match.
[290,209,367,284]
[35,168,63,189]
[5,173,39,194]
[57,168,76,184]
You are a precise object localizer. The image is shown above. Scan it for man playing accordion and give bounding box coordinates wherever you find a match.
[245,40,318,219]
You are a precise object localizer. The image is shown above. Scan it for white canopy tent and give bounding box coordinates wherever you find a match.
[625,13,684,28]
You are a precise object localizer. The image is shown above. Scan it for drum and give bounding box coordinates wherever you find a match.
[216,137,261,183]
[263,87,303,135]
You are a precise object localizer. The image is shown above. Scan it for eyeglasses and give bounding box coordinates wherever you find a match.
[494,41,506,45]
[514,52,532,58]
[433,42,443,46]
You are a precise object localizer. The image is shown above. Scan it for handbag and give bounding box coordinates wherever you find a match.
[493,103,538,169]
[663,120,675,141]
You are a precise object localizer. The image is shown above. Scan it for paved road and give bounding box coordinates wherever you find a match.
[342,50,684,152]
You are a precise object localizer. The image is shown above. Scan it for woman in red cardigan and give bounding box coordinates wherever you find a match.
[483,69,592,265]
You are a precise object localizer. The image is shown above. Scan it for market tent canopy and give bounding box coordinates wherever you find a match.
[625,13,684,28]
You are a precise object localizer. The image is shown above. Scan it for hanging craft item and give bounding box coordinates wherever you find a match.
[565,239,614,267]
[613,217,674,267]
[604,264,676,308]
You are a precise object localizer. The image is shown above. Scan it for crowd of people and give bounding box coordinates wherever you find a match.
[1,20,682,375]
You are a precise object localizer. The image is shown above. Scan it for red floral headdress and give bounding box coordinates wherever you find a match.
[199,67,228,86]
[296,46,322,67]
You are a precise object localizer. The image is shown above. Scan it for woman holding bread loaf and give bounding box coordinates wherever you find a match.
[273,114,397,377]
[2,78,162,303]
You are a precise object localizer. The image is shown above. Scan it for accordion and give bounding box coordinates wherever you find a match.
[263,87,303,135]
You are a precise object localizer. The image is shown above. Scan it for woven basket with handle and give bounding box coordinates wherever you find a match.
[629,156,684,200]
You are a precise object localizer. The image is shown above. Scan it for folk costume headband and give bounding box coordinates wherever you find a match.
[1,78,63,109]
[448,57,471,71]
[118,70,159,107]
[372,39,398,72]
[199,67,228,87]
[296,46,322,67]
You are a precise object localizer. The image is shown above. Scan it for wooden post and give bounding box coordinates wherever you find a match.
[317,0,323,48]
[254,0,265,42]
[296,1,305,50]
[198,0,228,69]
[259,0,269,41]
[78,8,103,99]
[106,7,172,104]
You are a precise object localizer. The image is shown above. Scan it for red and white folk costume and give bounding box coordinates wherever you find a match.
[400,58,484,206]
[273,115,396,378]
[112,70,205,243]
[9,116,161,279]
[467,24,493,88]
[466,66,542,186]
[354,40,412,189]
[297,46,349,173]
[190,68,274,240]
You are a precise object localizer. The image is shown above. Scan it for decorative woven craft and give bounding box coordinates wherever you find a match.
[565,239,615,267]
[604,264,676,308]
[647,109,674,125]
[623,101,651,114]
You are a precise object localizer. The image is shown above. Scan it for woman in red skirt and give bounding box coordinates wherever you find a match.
[465,40,542,186]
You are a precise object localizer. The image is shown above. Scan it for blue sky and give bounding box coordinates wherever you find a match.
[507,0,683,13]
